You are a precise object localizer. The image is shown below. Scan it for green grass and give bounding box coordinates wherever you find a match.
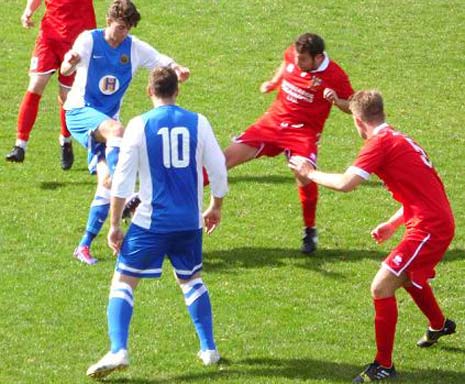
[1,1,464,383]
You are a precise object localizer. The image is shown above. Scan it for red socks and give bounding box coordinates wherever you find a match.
[17,91,41,141]
[405,284,445,330]
[374,296,397,368]
[298,182,318,228]
[60,106,71,138]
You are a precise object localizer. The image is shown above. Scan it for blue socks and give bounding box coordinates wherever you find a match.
[181,278,216,351]
[79,186,110,248]
[107,282,134,353]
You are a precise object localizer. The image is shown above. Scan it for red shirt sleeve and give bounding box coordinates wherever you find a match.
[353,136,385,175]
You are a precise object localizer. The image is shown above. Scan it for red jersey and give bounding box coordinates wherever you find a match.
[351,124,454,236]
[40,0,96,43]
[260,45,353,138]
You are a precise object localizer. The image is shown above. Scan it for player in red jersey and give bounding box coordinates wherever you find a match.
[289,90,455,382]
[5,0,96,169]
[223,32,354,254]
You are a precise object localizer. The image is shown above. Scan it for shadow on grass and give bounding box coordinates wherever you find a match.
[228,174,294,184]
[39,179,94,190]
[107,356,464,383]
[203,248,463,277]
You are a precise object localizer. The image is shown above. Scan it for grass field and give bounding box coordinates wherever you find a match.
[1,1,464,383]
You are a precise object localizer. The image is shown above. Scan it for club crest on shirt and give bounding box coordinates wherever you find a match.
[308,76,322,90]
[120,54,129,64]
[99,75,120,95]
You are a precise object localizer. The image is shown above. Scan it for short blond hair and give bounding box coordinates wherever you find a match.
[349,90,385,123]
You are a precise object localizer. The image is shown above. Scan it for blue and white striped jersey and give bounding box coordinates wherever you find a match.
[112,105,228,233]
[64,29,173,119]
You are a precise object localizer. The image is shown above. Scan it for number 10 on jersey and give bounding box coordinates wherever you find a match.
[157,127,190,168]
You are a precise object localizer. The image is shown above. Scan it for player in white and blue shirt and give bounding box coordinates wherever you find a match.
[86,67,228,379]
[60,0,190,265]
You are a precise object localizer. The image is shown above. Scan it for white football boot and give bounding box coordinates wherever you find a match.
[86,349,129,379]
[198,349,221,365]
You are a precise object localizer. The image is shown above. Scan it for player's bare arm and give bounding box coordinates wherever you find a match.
[371,207,405,244]
[260,61,286,93]
[21,0,42,28]
[107,196,126,254]
[202,196,223,235]
[323,88,351,114]
[288,155,364,192]
[60,51,81,76]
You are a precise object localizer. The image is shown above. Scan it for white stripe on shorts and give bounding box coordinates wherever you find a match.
[174,262,203,277]
[382,233,431,277]
[118,262,162,275]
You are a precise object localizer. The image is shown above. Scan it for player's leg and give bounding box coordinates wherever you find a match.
[74,161,111,264]
[6,73,52,162]
[223,142,259,169]
[353,267,406,382]
[87,271,139,379]
[93,120,124,176]
[202,141,257,187]
[88,225,164,379]
[296,177,318,254]
[402,237,456,347]
[170,230,220,365]
[289,146,319,254]
[404,281,456,347]
[57,85,74,170]
[55,37,76,170]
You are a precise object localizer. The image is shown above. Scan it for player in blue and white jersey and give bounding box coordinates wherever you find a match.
[85,66,228,379]
[60,0,190,265]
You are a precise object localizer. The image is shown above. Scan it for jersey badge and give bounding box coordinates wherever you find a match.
[99,75,120,95]
[308,76,322,90]
[120,54,129,64]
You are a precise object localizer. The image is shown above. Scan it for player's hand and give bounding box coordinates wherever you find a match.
[323,88,339,104]
[288,155,315,182]
[21,10,34,28]
[108,226,125,255]
[202,207,221,235]
[173,64,190,82]
[260,80,278,93]
[64,50,81,66]
[371,222,396,244]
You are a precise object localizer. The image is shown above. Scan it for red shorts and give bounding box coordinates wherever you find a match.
[234,118,320,165]
[383,230,453,288]
[29,32,75,87]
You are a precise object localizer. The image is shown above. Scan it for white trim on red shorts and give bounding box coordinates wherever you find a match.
[382,232,432,281]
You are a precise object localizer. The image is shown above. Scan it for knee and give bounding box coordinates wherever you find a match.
[110,121,125,138]
[371,280,387,299]
[177,272,202,287]
[27,75,48,94]
[102,174,112,189]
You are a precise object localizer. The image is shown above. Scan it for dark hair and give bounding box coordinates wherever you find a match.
[349,90,385,122]
[295,33,325,57]
[107,0,141,28]
[149,66,178,98]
